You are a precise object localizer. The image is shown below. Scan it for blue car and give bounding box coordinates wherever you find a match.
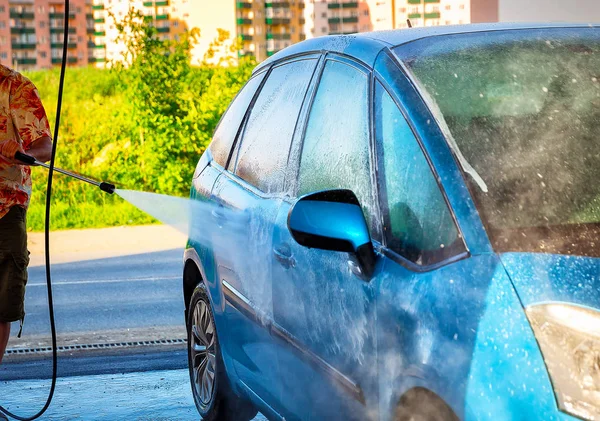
[183,23,600,421]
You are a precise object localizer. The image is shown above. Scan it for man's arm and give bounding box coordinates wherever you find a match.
[26,136,52,163]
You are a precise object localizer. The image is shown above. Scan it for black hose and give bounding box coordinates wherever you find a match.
[0,0,68,418]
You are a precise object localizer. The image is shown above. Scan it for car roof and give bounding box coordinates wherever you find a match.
[254,22,599,74]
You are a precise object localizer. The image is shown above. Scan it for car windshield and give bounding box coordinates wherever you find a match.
[395,28,600,257]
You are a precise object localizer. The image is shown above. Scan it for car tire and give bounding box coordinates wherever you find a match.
[393,388,459,421]
[187,284,258,421]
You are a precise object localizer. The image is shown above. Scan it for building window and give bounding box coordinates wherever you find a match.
[41,51,47,58]
[400,7,406,13]
[40,21,46,28]
[321,12,326,18]
[459,4,465,9]
[173,20,178,27]
[0,22,4,29]
[0,6,4,13]
[0,53,7,60]
[445,5,451,10]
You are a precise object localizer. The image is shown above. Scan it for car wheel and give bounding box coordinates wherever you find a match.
[187,284,258,421]
[393,388,459,421]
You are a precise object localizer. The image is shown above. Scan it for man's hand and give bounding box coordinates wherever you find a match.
[0,139,24,165]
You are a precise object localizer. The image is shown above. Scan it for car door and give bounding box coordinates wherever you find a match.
[210,56,320,412]
[370,58,499,420]
[270,56,382,421]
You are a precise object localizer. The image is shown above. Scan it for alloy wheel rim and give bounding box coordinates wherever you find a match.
[191,299,217,405]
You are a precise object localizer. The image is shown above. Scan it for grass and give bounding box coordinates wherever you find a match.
[27,199,158,232]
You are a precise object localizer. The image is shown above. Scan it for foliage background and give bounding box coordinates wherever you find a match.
[24,20,255,231]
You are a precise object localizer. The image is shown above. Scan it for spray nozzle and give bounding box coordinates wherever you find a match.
[15,151,116,195]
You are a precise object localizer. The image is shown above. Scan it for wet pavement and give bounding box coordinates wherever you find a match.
[0,368,268,420]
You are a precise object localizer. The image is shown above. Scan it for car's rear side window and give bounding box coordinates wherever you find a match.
[209,72,265,168]
[375,81,464,266]
[296,60,376,233]
[233,59,318,194]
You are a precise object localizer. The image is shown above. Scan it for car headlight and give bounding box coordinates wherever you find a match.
[526,303,600,420]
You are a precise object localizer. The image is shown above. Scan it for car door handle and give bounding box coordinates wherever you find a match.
[273,246,295,269]
[211,205,226,227]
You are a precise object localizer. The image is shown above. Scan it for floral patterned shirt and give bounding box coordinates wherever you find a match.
[0,64,52,220]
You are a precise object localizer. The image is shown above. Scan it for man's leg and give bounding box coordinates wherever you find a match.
[0,322,9,364]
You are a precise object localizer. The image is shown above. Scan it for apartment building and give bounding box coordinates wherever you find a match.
[0,0,195,70]
[90,0,193,66]
[472,0,600,23]
[0,0,95,70]
[9,0,581,70]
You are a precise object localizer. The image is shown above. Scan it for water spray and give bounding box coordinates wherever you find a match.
[15,151,115,194]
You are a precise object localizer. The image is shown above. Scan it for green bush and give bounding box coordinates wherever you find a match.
[24,20,255,231]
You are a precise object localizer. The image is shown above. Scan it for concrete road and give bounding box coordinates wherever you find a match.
[19,248,186,338]
[0,368,268,420]
[1,226,268,420]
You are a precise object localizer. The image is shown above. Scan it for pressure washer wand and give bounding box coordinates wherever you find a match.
[15,151,115,194]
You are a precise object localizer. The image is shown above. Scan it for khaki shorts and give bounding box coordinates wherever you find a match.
[0,206,29,323]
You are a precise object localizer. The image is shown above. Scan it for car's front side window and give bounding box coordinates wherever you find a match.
[233,59,318,194]
[209,72,266,168]
[375,81,464,266]
[296,59,376,233]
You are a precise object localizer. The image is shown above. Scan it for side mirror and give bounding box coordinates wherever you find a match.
[287,189,376,279]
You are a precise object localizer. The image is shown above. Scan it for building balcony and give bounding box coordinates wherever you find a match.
[87,27,95,34]
[236,1,252,9]
[155,0,170,6]
[94,44,106,48]
[407,0,421,4]
[156,27,170,33]
[425,0,440,2]
[238,51,255,58]
[11,42,36,50]
[328,2,358,9]
[68,56,77,63]
[237,17,252,25]
[240,34,253,41]
[87,41,95,48]
[51,42,77,49]
[266,33,291,40]
[408,12,421,19]
[143,1,153,6]
[51,58,62,64]
[94,30,106,36]
[328,17,340,24]
[49,12,76,19]
[91,4,104,10]
[88,57,106,63]
[329,31,356,35]
[265,2,290,8]
[155,14,169,20]
[424,12,440,18]
[15,58,37,65]
[86,13,93,19]
[342,16,358,23]
[266,17,290,25]
[9,12,35,19]
[50,27,77,33]
[10,27,36,34]
[94,18,105,23]
[299,33,306,41]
